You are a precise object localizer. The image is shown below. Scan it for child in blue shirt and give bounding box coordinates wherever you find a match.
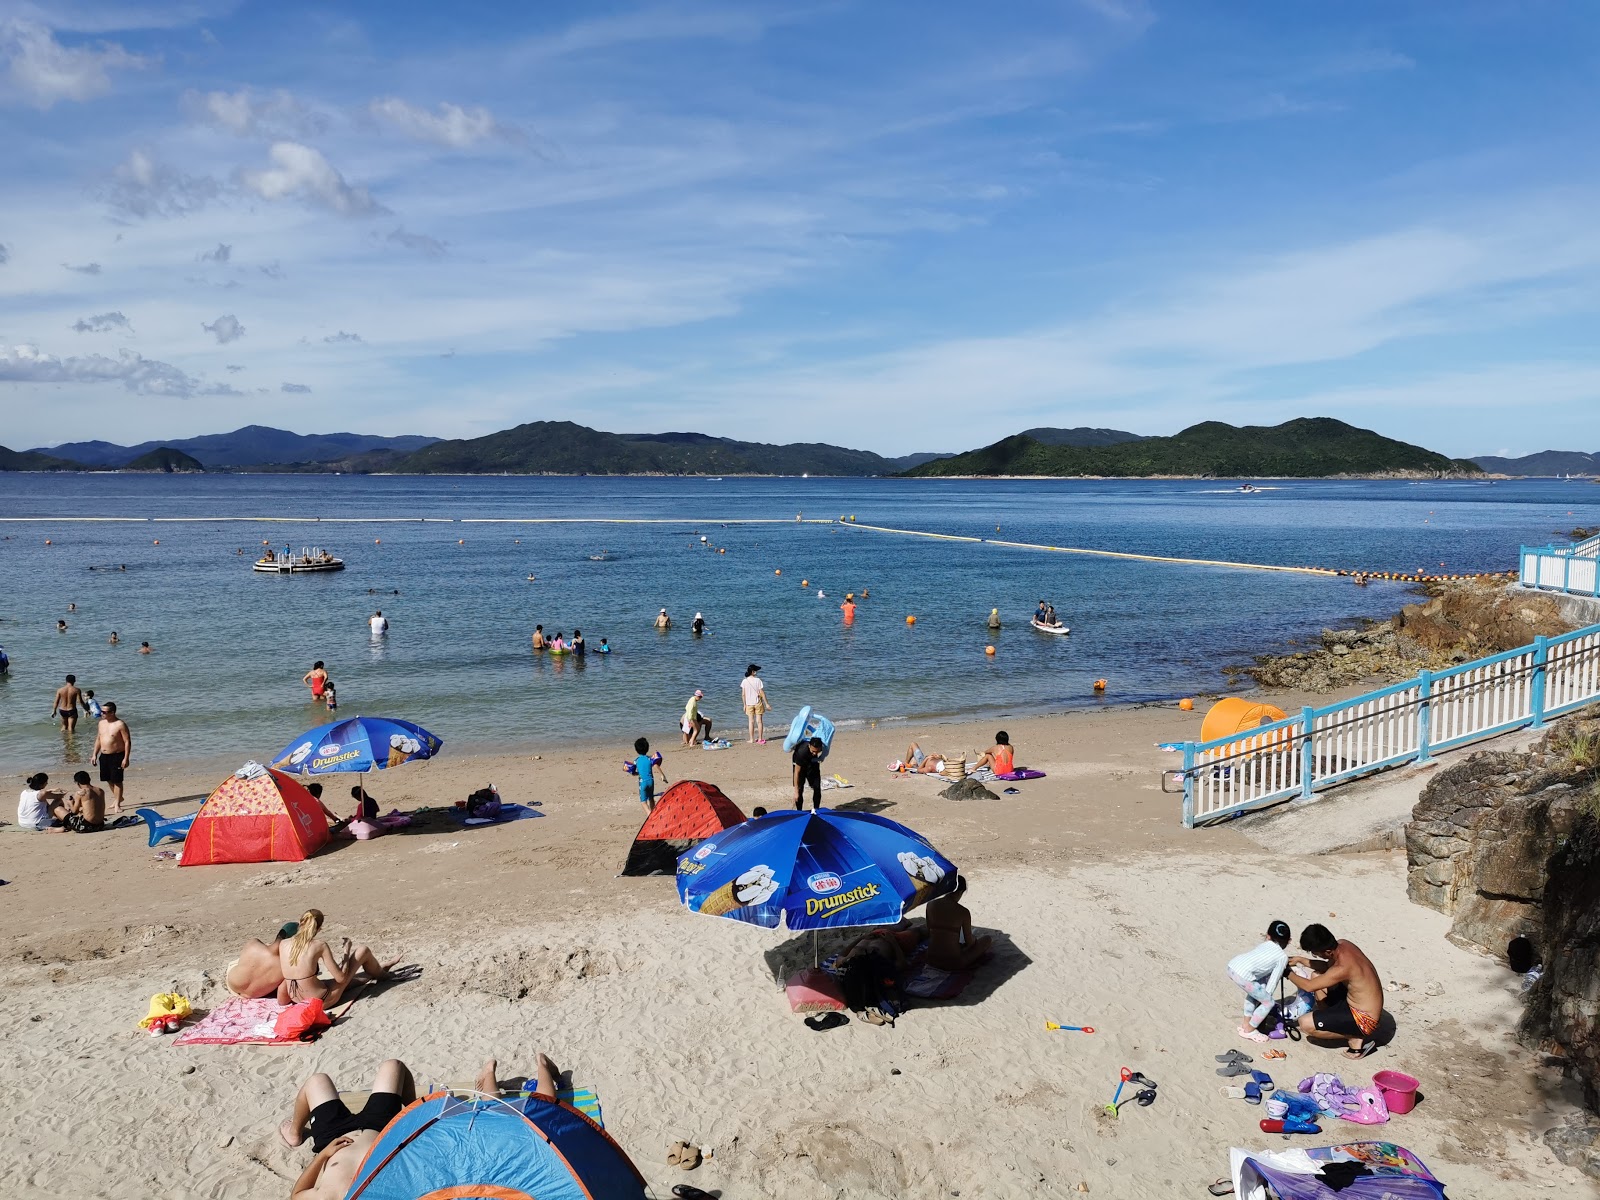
[630,737,666,811]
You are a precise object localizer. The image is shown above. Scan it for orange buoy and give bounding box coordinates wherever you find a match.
[1093,679,1107,692]
[44,539,52,545]
[458,539,465,545]
[775,569,781,575]
[719,548,725,554]
[1179,697,1194,711]
[906,615,916,625]
[985,645,995,657]
[375,538,381,544]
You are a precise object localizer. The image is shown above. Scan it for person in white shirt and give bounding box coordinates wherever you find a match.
[18,773,69,832]
[1226,920,1292,1042]
[740,664,769,745]
[369,611,388,636]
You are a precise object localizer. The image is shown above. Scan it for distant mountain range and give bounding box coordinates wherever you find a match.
[1017,426,1144,447]
[387,422,944,475]
[31,425,439,468]
[903,418,1480,478]
[1471,450,1600,476]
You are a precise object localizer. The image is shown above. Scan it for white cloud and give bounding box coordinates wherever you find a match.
[182,87,325,138]
[71,311,132,333]
[386,227,446,258]
[102,149,221,219]
[281,381,311,393]
[198,242,231,262]
[202,313,244,343]
[1,343,197,395]
[238,142,386,216]
[323,330,362,343]
[2,19,155,109]
[369,97,521,148]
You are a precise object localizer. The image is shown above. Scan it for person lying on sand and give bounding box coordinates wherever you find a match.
[281,1058,417,1200]
[277,908,403,1007]
[1289,922,1385,1059]
[279,1053,565,1199]
[225,921,300,998]
[925,875,993,971]
[899,742,948,774]
[840,921,921,972]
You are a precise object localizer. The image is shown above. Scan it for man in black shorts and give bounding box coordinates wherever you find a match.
[280,1059,416,1199]
[792,735,824,811]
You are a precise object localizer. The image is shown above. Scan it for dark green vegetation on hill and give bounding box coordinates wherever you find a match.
[388,422,938,476]
[34,426,438,469]
[1472,450,1600,477]
[904,418,1481,478]
[123,447,205,472]
[0,445,84,471]
[1016,426,1144,447]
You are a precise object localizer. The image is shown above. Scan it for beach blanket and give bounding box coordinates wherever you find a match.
[902,961,976,1000]
[447,803,543,826]
[173,986,365,1046]
[994,769,1045,781]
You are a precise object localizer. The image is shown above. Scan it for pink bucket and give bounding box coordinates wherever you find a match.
[1372,1069,1420,1114]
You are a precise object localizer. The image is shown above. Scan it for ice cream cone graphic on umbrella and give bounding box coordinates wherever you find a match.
[387,733,421,767]
[899,850,947,909]
[700,864,779,915]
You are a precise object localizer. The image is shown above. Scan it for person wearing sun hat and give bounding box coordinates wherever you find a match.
[681,688,712,746]
[741,663,769,744]
[223,920,301,998]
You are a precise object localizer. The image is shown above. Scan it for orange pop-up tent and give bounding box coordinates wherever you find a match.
[1200,698,1289,744]
[621,780,744,876]
[181,767,331,866]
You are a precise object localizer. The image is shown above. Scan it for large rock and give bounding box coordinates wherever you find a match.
[1521,816,1600,1110]
[940,777,998,802]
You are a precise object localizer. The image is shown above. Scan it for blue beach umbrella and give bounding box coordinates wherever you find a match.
[676,809,956,931]
[269,715,443,776]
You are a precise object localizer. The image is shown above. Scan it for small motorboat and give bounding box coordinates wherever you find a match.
[1030,618,1071,636]
[1237,484,1257,493]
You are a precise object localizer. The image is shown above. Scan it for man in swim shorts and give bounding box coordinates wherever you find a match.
[224,922,299,998]
[1290,923,1385,1059]
[50,674,84,735]
[280,1059,417,1199]
[91,701,132,813]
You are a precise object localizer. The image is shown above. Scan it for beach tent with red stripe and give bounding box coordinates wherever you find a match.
[181,766,330,866]
[342,1091,647,1200]
[621,779,744,876]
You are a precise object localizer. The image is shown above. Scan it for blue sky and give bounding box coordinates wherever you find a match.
[2,1,1597,457]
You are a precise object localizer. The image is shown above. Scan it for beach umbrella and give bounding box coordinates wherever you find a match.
[268,717,442,812]
[676,808,956,932]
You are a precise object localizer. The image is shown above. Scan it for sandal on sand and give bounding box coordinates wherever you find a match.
[1216,1062,1252,1077]
[1250,1070,1274,1089]
[1243,1083,1262,1105]
[1128,1071,1158,1089]
[1215,1050,1252,1064]
[1208,1180,1235,1196]
[1135,1088,1157,1107]
[862,1006,895,1027]
[1220,1086,1248,1099]
[1262,1048,1287,1060]
[804,1011,849,1031]
[667,1142,702,1170]
[1343,1040,1378,1060]
[674,1188,717,1200]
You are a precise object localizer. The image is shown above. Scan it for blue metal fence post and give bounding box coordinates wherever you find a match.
[1565,554,1572,593]
[1181,742,1196,828]
[1300,708,1315,800]
[1531,636,1549,728]
[1417,671,1433,764]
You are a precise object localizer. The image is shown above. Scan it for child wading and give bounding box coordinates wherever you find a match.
[1226,919,1291,1042]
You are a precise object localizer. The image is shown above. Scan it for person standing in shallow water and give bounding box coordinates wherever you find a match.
[302,661,328,701]
[51,674,84,736]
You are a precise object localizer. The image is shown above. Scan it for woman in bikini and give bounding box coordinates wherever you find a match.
[276,909,402,1007]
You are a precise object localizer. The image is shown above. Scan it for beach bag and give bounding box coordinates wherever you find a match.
[346,819,383,841]
[273,998,331,1041]
[786,968,846,1013]
[466,787,502,820]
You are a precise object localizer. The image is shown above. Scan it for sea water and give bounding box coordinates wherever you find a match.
[0,474,1593,768]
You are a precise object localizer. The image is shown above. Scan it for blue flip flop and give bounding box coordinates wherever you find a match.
[1244,1082,1262,1105]
[1251,1070,1274,1089]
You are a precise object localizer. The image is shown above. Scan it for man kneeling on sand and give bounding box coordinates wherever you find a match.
[280,1053,563,1199]
[1289,922,1385,1059]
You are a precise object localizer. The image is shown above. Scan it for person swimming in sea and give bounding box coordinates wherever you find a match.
[597,638,610,654]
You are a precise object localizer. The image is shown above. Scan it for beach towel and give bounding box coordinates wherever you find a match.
[432,1083,605,1127]
[447,803,543,826]
[994,769,1045,781]
[173,985,365,1046]
[902,961,976,1000]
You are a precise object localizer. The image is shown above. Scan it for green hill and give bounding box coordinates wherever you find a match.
[903,418,1480,478]
[0,445,85,471]
[124,447,205,473]
[389,421,912,475]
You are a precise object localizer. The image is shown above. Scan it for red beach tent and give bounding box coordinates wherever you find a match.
[622,780,744,875]
[181,767,331,866]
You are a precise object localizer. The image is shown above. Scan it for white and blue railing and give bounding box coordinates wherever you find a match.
[1176,623,1600,826]
[1521,540,1600,597]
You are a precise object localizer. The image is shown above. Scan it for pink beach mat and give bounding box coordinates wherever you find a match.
[173,986,365,1046]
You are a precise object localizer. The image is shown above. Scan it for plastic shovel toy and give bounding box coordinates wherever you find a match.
[1106,1067,1133,1116]
[1045,1020,1095,1033]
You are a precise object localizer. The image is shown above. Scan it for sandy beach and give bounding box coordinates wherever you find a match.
[2,698,1592,1199]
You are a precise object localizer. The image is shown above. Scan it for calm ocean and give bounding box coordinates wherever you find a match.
[1,474,1593,770]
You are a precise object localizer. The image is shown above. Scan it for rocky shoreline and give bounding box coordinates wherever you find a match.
[1228,580,1575,693]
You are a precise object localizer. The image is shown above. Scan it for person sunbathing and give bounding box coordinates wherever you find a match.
[276,908,402,1007]
[973,731,1014,775]
[925,875,993,971]
[224,921,300,998]
[899,742,948,774]
[840,920,921,972]
[281,1058,417,1200]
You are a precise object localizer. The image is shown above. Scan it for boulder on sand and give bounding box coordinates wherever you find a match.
[941,777,998,802]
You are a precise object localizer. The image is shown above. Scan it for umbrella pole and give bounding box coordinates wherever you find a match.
[813,928,819,969]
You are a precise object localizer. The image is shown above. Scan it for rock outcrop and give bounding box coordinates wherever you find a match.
[1404,707,1600,1126]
